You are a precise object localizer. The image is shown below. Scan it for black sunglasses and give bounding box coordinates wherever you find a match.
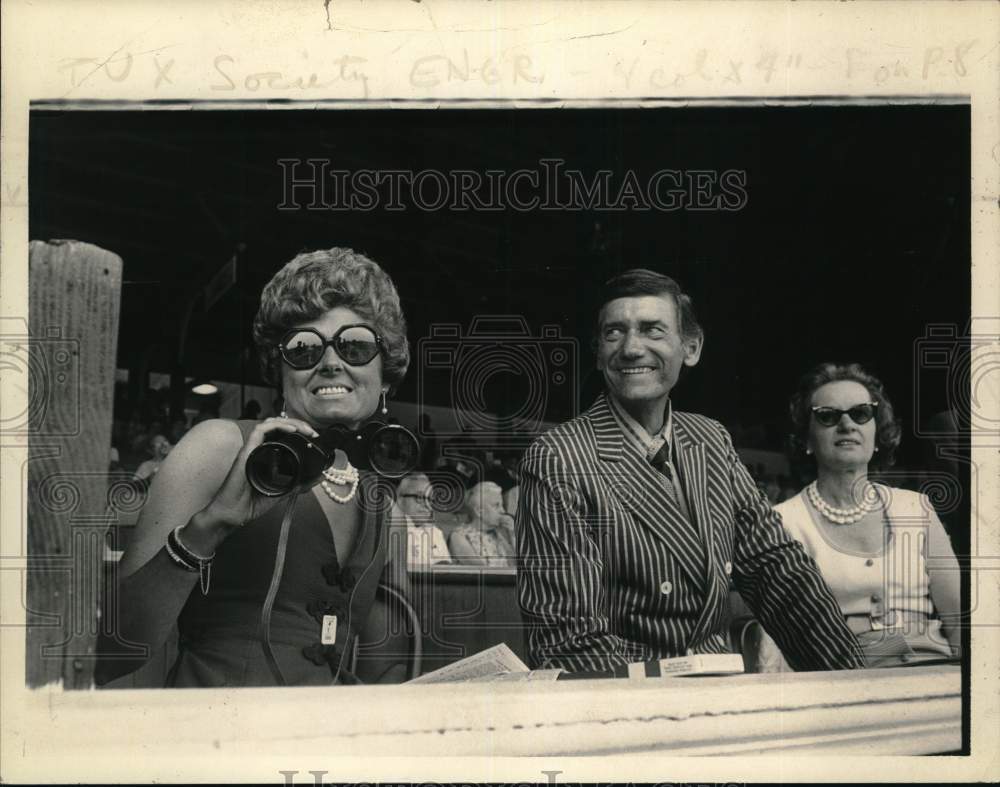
[278,324,384,369]
[811,402,878,428]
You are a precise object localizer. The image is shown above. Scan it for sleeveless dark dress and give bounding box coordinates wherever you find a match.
[167,420,391,687]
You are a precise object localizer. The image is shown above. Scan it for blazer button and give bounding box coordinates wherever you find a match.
[339,567,358,592]
[865,558,875,567]
[322,560,342,586]
[660,580,673,596]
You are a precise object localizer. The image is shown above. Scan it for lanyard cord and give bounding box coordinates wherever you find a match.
[332,479,386,683]
[259,493,299,686]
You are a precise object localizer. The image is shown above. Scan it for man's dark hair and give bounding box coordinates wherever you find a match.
[596,268,704,343]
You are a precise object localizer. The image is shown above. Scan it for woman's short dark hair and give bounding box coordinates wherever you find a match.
[788,362,902,479]
[596,268,703,344]
[253,247,409,391]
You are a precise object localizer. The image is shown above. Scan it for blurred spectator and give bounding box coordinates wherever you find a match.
[448,481,516,566]
[240,399,262,420]
[741,459,794,504]
[169,415,189,445]
[482,456,514,490]
[192,409,219,427]
[763,477,781,504]
[500,453,521,487]
[395,472,451,568]
[111,416,128,453]
[778,475,797,504]
[419,413,439,470]
[129,417,152,456]
[502,485,519,519]
[147,417,166,444]
[134,434,172,482]
[192,392,221,426]
[437,454,480,489]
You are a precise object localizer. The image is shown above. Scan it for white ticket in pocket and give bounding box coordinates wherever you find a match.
[321,615,338,645]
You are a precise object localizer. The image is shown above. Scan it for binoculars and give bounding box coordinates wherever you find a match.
[245,421,420,497]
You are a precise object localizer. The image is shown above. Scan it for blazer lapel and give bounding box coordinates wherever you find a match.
[673,417,712,571]
[674,415,730,644]
[590,394,624,463]
[352,471,386,568]
[590,395,708,591]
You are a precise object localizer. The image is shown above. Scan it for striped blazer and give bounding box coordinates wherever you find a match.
[515,394,865,673]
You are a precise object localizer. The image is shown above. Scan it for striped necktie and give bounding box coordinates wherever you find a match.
[650,442,690,517]
[650,439,705,581]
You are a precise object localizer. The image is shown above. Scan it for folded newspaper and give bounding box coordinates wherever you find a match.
[408,644,563,684]
[407,645,743,684]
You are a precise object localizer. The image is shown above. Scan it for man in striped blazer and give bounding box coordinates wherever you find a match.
[516,269,864,673]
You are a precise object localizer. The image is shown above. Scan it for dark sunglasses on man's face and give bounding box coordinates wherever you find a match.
[278,324,383,369]
[811,402,878,428]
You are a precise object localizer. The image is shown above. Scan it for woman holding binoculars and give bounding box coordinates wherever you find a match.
[97,248,414,687]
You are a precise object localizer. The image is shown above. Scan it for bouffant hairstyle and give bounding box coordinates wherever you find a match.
[788,362,902,479]
[253,248,409,391]
[596,268,704,345]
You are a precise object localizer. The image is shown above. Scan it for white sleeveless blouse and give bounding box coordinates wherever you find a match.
[756,484,950,670]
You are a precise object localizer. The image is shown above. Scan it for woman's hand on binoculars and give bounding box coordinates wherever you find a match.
[201,416,320,531]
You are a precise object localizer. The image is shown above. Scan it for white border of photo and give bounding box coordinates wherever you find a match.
[1,0,997,782]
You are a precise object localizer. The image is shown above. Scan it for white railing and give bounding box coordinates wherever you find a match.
[18,665,960,768]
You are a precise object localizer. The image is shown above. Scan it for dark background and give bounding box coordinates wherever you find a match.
[29,106,970,464]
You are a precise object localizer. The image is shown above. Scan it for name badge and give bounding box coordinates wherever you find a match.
[321,615,338,645]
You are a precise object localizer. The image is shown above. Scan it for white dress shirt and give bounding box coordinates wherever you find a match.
[405,514,451,568]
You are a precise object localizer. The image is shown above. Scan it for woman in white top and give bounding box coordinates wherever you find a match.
[449,481,516,567]
[758,363,961,670]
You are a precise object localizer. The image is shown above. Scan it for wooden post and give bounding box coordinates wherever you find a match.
[26,240,122,688]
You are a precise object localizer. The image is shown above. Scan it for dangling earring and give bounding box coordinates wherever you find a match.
[380,390,388,416]
[874,446,879,453]
[805,447,812,455]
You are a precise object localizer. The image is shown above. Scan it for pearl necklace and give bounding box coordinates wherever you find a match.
[321,463,359,504]
[806,480,876,525]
